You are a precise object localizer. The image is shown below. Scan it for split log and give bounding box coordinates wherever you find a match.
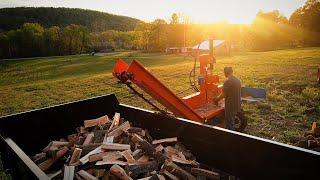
[68,134,79,143]
[157,174,166,180]
[52,141,69,146]
[137,155,149,163]
[140,130,146,137]
[76,136,85,145]
[121,136,131,145]
[77,170,99,180]
[103,135,114,143]
[127,127,145,137]
[132,149,142,157]
[76,143,102,155]
[164,146,178,154]
[164,146,179,158]
[84,115,109,128]
[152,137,177,145]
[101,143,131,151]
[125,161,158,176]
[108,113,121,132]
[135,138,166,165]
[96,160,127,166]
[42,141,69,152]
[155,145,164,152]
[110,164,133,180]
[136,176,152,180]
[83,133,94,145]
[175,143,194,160]
[108,121,130,138]
[190,168,220,180]
[163,170,179,180]
[104,173,117,180]
[163,160,196,180]
[139,174,164,180]
[171,155,199,166]
[132,149,144,160]
[45,149,59,158]
[32,152,47,164]
[75,173,84,180]
[79,146,102,164]
[121,150,135,163]
[131,134,145,143]
[102,151,123,161]
[92,169,106,179]
[127,127,143,134]
[138,140,155,155]
[63,165,75,180]
[88,151,112,163]
[149,174,162,180]
[93,130,107,144]
[77,126,87,134]
[178,152,186,160]
[76,143,102,149]
[38,146,69,171]
[69,147,82,165]
[144,130,153,143]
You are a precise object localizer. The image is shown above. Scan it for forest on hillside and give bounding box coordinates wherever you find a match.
[0,0,320,59]
[0,7,141,31]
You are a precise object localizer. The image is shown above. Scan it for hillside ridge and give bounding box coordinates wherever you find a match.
[0,7,142,31]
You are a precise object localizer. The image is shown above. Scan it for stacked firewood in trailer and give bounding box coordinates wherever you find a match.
[291,122,320,152]
[32,113,228,179]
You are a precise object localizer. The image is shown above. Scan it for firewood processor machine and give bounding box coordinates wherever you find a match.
[112,40,247,131]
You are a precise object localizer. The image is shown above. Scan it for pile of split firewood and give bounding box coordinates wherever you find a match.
[32,113,222,179]
[291,122,320,152]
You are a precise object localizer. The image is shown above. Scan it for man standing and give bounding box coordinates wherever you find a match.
[214,67,241,130]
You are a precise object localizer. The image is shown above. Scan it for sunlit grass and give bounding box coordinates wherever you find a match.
[0,48,319,143]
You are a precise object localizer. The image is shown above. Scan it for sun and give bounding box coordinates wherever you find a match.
[180,3,255,24]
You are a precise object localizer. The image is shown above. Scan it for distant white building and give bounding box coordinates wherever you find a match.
[192,40,225,50]
[192,40,230,56]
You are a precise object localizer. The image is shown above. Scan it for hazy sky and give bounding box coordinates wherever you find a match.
[0,0,306,24]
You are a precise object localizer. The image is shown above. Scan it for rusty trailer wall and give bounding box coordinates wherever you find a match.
[0,94,319,179]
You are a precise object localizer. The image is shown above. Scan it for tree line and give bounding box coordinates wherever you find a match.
[0,0,319,59]
[94,0,320,52]
[124,0,320,51]
[0,23,90,58]
[0,7,140,32]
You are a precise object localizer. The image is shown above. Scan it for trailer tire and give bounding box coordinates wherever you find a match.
[205,111,247,132]
[234,110,247,132]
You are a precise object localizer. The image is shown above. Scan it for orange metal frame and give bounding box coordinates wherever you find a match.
[112,54,224,124]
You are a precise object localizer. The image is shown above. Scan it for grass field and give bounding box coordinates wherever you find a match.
[1,48,320,143]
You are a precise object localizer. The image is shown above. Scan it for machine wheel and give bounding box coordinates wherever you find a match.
[234,111,247,132]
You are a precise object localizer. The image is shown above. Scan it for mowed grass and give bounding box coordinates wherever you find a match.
[0,48,320,143]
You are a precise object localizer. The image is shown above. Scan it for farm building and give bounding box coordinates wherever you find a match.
[166,47,181,54]
[166,47,193,54]
[192,40,230,56]
[166,40,230,56]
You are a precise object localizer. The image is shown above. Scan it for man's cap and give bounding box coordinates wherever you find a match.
[224,67,233,74]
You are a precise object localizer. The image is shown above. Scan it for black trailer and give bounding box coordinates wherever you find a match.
[0,94,319,179]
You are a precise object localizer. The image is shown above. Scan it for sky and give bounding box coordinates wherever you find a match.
[0,0,306,24]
